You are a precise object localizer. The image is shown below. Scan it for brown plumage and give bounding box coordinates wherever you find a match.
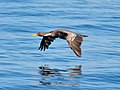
[32,29,88,57]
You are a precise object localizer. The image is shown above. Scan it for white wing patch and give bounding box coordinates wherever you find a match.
[44,33,52,36]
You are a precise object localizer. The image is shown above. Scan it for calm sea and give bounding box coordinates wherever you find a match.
[0,0,120,90]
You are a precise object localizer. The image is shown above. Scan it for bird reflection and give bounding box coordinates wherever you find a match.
[68,65,82,76]
[38,65,82,86]
[39,65,67,76]
[39,65,82,76]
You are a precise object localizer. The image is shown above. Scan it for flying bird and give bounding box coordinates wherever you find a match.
[32,29,88,57]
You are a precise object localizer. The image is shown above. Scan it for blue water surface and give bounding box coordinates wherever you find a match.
[0,0,120,90]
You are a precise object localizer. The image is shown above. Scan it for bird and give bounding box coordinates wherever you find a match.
[32,29,88,57]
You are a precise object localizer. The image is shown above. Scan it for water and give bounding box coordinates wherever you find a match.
[0,0,120,90]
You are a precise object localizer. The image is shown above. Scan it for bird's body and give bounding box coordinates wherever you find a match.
[32,29,88,57]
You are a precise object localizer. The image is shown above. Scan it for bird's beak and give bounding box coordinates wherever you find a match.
[32,34,38,36]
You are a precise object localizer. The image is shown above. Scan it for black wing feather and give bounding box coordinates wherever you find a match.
[38,36,55,51]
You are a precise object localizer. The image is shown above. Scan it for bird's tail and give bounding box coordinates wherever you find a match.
[81,35,88,37]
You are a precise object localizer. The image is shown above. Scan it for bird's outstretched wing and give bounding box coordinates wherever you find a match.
[38,36,56,51]
[67,35,83,57]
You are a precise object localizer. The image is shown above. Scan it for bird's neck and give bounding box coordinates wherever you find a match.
[38,32,49,36]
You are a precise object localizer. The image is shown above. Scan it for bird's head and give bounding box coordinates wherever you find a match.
[32,32,46,37]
